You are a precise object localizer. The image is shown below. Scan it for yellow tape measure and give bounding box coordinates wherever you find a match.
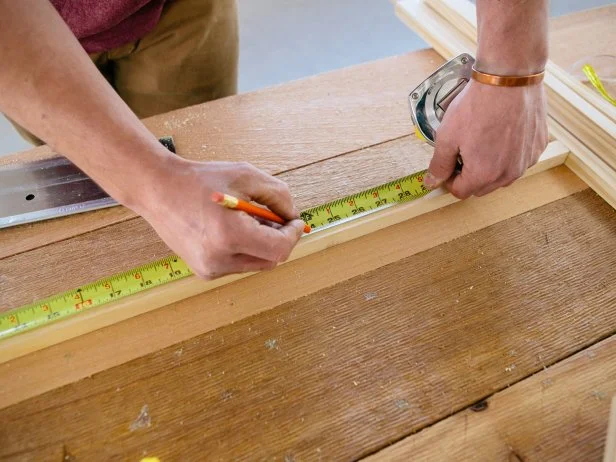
[0,170,429,340]
[0,257,193,340]
[300,169,428,229]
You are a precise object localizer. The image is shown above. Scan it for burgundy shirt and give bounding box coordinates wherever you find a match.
[50,0,167,53]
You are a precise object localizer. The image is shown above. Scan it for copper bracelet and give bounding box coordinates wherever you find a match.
[471,67,545,87]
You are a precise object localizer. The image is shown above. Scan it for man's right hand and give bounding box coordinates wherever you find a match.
[134,158,306,280]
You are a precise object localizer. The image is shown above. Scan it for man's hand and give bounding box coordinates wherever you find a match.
[425,80,548,198]
[136,159,306,280]
[424,0,549,199]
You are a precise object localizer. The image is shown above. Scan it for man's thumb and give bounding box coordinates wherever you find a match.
[425,136,459,190]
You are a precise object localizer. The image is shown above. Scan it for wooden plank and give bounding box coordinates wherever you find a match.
[0,165,587,409]
[0,49,441,169]
[550,118,616,209]
[0,141,569,364]
[544,69,616,170]
[606,397,616,462]
[0,207,136,261]
[0,49,444,258]
[426,0,616,71]
[0,189,614,460]
[365,335,616,461]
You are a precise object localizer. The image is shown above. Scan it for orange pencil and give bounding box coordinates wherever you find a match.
[211,192,311,234]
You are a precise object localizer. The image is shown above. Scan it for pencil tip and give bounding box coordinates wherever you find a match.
[211,192,224,203]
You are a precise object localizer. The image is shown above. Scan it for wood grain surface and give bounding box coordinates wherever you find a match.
[0,49,441,169]
[0,207,136,261]
[367,334,616,461]
[0,167,587,409]
[0,49,442,259]
[1,189,614,461]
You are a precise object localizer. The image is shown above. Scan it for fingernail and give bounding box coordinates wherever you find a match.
[424,172,442,190]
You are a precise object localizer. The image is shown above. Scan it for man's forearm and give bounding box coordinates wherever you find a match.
[0,0,175,210]
[475,0,549,75]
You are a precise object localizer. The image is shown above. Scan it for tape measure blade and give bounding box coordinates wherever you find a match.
[301,169,429,230]
[0,255,193,341]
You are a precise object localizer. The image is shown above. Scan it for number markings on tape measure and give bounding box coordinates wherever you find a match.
[0,257,192,340]
[1,170,430,340]
[301,170,428,229]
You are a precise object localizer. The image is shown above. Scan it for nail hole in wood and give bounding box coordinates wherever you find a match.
[470,399,489,412]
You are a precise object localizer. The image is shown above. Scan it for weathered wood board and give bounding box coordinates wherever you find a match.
[1,190,614,460]
[366,334,616,461]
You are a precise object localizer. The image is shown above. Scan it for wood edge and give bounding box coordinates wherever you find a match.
[545,71,616,170]
[425,0,477,38]
[0,141,569,365]
[546,62,616,125]
[549,119,616,209]
[565,155,616,210]
[605,396,616,462]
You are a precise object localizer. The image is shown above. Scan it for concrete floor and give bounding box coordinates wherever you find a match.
[0,0,613,155]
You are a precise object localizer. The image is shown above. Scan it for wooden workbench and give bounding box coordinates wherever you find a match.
[1,6,615,461]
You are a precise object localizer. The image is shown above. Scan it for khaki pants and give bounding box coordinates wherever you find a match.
[11,0,239,145]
